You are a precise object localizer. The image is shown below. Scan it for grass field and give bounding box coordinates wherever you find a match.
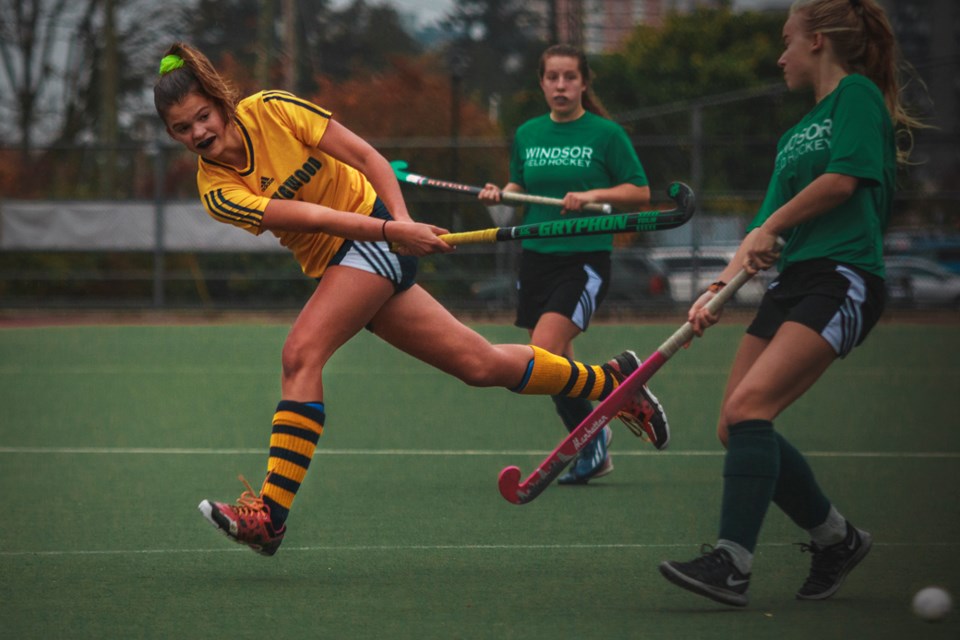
[1,319,958,639]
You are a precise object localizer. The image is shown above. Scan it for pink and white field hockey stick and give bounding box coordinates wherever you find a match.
[498,256,776,505]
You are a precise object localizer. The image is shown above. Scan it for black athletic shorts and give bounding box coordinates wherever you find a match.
[746,259,886,358]
[515,249,611,331]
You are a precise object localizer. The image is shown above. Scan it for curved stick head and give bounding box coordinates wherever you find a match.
[667,182,696,223]
[389,160,410,179]
[497,466,524,504]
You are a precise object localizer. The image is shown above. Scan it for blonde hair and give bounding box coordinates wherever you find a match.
[790,0,924,163]
[153,42,239,123]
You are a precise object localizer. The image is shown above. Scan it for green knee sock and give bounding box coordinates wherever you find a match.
[771,431,831,530]
[718,420,780,553]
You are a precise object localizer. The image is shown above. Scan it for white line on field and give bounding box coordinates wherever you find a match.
[0,541,955,559]
[0,447,958,458]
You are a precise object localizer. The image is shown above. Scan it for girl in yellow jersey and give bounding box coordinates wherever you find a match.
[153,42,660,556]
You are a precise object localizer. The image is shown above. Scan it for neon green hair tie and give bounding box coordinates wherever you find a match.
[158,54,184,76]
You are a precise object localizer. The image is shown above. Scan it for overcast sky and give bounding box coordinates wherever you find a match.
[333,0,796,27]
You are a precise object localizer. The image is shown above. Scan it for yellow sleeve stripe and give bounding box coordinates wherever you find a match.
[203,189,264,227]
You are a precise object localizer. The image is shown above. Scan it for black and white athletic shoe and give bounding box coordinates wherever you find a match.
[659,546,751,607]
[795,522,872,600]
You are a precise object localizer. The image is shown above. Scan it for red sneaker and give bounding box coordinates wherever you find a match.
[198,475,285,556]
[605,350,671,450]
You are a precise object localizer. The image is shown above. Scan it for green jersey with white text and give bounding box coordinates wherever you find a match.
[748,74,895,278]
[509,111,647,254]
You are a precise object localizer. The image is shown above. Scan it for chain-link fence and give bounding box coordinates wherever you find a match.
[1,127,957,314]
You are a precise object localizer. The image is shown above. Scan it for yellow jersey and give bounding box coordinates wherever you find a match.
[196,90,378,278]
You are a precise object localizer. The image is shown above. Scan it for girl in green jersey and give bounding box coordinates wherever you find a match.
[479,45,669,485]
[659,0,922,606]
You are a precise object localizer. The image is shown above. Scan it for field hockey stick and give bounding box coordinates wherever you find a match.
[389,182,695,251]
[433,182,694,246]
[391,160,613,213]
[497,240,783,505]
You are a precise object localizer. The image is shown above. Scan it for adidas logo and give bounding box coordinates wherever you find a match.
[260,176,275,192]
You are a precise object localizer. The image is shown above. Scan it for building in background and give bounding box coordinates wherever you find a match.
[547,0,727,53]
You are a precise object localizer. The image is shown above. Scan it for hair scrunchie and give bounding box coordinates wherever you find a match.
[158,54,185,76]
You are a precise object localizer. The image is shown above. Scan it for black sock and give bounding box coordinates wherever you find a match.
[718,420,779,553]
[551,395,594,433]
[771,431,831,530]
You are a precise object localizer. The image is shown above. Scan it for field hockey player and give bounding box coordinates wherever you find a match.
[153,42,665,557]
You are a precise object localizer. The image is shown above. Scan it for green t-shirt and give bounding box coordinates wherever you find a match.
[509,111,648,254]
[748,74,895,278]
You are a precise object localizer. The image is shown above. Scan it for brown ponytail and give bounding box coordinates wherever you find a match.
[153,42,239,123]
[790,0,925,163]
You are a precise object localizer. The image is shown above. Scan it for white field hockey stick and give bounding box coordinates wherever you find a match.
[497,240,783,505]
[391,160,614,213]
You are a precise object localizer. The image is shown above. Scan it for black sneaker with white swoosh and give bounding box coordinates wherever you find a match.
[659,545,751,607]
[795,521,872,600]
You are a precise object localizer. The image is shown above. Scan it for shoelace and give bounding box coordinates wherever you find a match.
[617,400,655,440]
[688,543,728,568]
[605,353,657,441]
[796,541,845,585]
[231,474,268,516]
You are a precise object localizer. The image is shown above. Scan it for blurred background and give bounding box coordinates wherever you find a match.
[0,0,956,316]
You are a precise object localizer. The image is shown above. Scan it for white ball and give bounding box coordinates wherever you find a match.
[912,587,953,622]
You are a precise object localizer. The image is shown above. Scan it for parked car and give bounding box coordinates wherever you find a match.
[647,246,775,305]
[884,256,960,309]
[607,248,672,305]
[469,248,672,307]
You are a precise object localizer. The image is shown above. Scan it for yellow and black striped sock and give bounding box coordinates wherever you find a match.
[261,400,324,529]
[512,345,619,401]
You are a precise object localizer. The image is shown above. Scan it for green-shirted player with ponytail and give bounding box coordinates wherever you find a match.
[658,0,924,608]
[479,45,670,486]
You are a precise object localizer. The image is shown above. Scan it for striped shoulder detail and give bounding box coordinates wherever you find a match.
[262,91,332,119]
[203,189,264,227]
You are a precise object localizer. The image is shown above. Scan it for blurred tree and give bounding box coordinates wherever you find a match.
[440,0,546,112]
[309,54,507,230]
[310,0,421,82]
[0,0,186,195]
[0,0,87,158]
[189,0,419,95]
[594,7,789,112]
[189,0,265,90]
[587,7,809,195]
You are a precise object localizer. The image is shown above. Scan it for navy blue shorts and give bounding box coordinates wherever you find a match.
[746,259,885,357]
[515,250,611,331]
[327,199,418,293]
